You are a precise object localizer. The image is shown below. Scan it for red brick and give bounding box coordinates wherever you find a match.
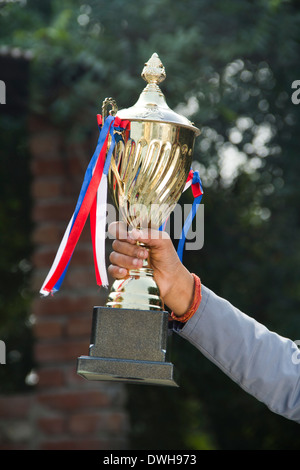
[34,267,95,290]
[66,315,92,337]
[29,132,63,159]
[74,223,95,242]
[37,369,65,388]
[0,443,28,450]
[32,244,94,269]
[32,221,93,250]
[31,159,65,177]
[68,246,95,264]
[39,438,109,450]
[32,224,64,245]
[32,179,62,199]
[32,201,74,222]
[67,411,128,436]
[38,416,66,435]
[65,366,87,386]
[28,115,52,132]
[31,249,58,268]
[106,412,129,434]
[37,390,111,412]
[34,320,64,339]
[31,157,85,178]
[35,339,88,363]
[31,271,49,293]
[0,396,32,418]
[63,268,95,289]
[66,141,97,170]
[68,412,100,435]
[32,295,104,317]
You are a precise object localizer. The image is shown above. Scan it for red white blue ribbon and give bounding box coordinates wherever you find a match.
[40,115,129,296]
[159,169,203,260]
[40,115,202,296]
[90,117,129,288]
[177,169,203,261]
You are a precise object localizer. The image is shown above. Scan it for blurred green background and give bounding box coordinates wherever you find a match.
[1,0,300,450]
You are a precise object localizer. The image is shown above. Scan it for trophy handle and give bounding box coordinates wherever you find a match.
[102,97,127,205]
[102,97,118,122]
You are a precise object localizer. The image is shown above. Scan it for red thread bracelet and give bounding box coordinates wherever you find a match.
[170,273,202,323]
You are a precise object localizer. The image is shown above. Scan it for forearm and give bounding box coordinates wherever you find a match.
[176,285,300,423]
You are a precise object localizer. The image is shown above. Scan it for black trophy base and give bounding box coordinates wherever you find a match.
[77,356,177,386]
[77,306,178,387]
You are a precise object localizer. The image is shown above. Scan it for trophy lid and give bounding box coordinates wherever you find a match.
[116,53,200,135]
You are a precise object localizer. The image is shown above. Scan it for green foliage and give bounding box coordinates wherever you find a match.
[0,113,34,393]
[1,0,300,449]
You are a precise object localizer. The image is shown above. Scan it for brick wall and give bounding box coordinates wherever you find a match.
[0,114,129,450]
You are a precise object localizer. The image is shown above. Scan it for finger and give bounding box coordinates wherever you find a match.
[109,251,144,270]
[128,227,170,247]
[108,221,132,241]
[112,239,148,259]
[107,264,128,279]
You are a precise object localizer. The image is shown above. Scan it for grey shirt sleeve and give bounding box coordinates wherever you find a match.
[175,285,300,423]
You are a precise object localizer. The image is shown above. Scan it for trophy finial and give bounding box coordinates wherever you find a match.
[141,52,166,85]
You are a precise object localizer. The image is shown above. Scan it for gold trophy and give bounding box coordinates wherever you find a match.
[77,53,200,386]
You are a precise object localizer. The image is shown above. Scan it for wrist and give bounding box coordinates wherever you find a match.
[170,274,201,323]
[164,266,195,317]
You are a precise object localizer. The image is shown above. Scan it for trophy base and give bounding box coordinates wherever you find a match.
[77,356,178,387]
[77,306,178,387]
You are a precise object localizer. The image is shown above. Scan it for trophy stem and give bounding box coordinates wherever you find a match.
[106,266,163,310]
[106,239,163,310]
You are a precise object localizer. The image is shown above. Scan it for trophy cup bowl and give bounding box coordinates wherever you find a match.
[77,53,200,386]
[106,119,197,310]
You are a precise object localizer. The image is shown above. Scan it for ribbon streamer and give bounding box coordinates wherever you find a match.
[40,115,201,296]
[177,170,203,261]
[158,169,203,260]
[90,122,120,287]
[40,115,129,296]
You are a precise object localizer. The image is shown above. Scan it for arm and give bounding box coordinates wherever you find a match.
[108,222,300,423]
[177,285,300,423]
